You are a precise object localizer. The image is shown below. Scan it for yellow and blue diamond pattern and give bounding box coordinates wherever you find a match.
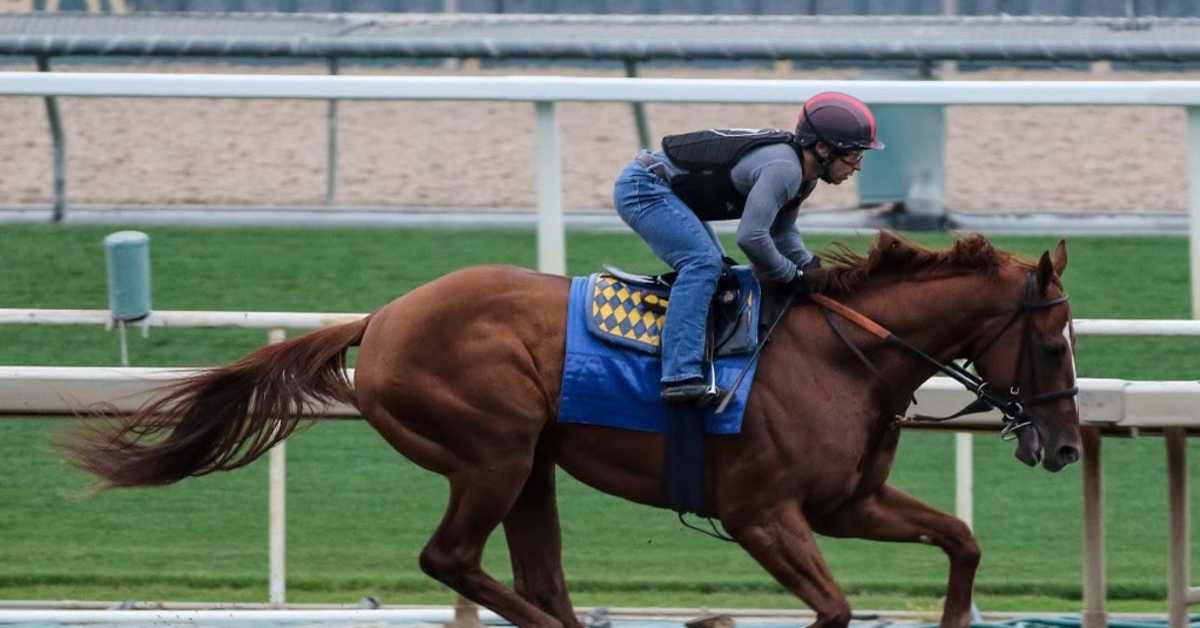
[590,275,668,350]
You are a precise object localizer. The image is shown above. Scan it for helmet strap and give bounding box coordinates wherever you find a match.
[809,142,837,181]
[800,103,838,181]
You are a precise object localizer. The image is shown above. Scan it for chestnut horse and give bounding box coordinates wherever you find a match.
[64,231,1081,628]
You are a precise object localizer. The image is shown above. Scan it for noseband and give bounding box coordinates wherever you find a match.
[811,271,1079,439]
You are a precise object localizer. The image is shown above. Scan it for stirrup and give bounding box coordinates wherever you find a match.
[661,367,726,406]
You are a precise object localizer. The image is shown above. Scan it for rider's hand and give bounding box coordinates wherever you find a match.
[786,266,813,297]
[786,258,825,297]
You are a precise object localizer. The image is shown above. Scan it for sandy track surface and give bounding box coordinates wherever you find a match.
[1,63,1195,214]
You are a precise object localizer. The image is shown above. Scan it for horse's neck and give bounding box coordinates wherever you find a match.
[822,274,1010,407]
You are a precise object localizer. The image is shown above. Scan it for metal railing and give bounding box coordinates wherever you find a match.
[0,307,1196,627]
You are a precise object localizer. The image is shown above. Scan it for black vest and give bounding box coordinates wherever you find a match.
[661,128,813,221]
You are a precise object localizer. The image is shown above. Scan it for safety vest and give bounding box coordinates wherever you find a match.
[661,128,813,221]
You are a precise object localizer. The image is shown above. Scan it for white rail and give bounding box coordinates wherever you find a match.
[2,72,1200,297]
[0,307,1197,627]
[3,308,1199,335]
[3,73,1200,105]
[0,365,1193,425]
[0,365,1194,627]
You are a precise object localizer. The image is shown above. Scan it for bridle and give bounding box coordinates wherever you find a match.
[811,271,1078,440]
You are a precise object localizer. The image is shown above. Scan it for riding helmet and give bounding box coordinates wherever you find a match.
[795,91,885,151]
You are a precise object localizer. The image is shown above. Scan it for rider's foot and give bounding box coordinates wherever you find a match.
[661,378,724,406]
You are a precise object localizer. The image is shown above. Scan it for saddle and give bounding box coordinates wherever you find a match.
[564,264,773,519]
[591,260,758,358]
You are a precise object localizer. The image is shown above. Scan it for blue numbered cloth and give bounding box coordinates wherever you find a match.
[557,269,763,435]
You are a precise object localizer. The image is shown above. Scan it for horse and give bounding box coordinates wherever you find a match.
[62,230,1081,628]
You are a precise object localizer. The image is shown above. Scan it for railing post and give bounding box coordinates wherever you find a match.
[534,101,565,275]
[1189,106,1200,318]
[623,59,650,150]
[1181,103,1200,628]
[325,57,340,207]
[35,56,67,222]
[267,328,287,608]
[954,432,972,529]
[1165,427,1191,628]
[1081,426,1106,628]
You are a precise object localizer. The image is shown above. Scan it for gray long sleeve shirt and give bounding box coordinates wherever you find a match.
[649,143,815,285]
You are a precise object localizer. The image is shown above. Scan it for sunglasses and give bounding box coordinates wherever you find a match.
[838,150,866,165]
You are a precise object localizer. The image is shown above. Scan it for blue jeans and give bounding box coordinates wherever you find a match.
[613,158,725,385]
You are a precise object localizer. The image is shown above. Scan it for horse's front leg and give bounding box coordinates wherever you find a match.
[813,484,981,628]
[723,501,852,628]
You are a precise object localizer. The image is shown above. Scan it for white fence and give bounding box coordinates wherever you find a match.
[1,72,1199,302]
[0,308,1197,628]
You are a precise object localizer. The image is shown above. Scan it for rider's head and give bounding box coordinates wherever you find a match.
[795,91,884,185]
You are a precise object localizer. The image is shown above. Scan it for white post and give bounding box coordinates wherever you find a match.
[1179,104,1200,627]
[1081,427,1106,628]
[534,101,566,275]
[267,328,287,609]
[954,432,972,530]
[117,321,129,367]
[939,0,958,77]
[1165,427,1190,628]
[1190,107,1200,317]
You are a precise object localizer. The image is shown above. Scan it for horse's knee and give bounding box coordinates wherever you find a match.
[419,543,474,587]
[956,534,982,570]
[939,519,981,569]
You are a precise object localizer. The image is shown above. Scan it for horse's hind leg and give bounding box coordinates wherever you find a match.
[502,449,583,628]
[419,463,565,628]
[724,502,851,628]
[814,484,980,628]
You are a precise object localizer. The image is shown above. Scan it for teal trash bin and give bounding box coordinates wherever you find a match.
[103,231,152,322]
[855,70,947,228]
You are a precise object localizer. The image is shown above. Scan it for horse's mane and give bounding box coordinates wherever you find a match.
[814,231,1027,295]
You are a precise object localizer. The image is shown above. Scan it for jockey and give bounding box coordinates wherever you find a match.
[612,91,884,405]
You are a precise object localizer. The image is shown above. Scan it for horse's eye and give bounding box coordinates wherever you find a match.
[1042,344,1068,359]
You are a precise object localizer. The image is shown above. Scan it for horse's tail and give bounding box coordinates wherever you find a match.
[61,315,372,490]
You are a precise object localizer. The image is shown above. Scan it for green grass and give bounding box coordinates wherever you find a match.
[0,225,1196,613]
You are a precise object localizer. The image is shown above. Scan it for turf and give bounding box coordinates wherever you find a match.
[0,225,1196,612]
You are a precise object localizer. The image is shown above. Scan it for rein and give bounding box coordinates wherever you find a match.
[810,272,1078,439]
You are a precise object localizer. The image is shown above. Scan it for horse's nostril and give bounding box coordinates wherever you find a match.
[1059,445,1080,465]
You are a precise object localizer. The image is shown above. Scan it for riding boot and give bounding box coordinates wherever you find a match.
[661,313,726,405]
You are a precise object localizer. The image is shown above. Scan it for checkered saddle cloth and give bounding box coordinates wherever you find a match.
[582,267,760,357]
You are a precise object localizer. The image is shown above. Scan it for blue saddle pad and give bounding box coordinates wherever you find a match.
[558,268,763,435]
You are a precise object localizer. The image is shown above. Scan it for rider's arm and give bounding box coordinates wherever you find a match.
[771,210,816,269]
[734,159,804,284]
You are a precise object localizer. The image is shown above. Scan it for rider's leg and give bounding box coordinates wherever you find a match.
[613,159,723,401]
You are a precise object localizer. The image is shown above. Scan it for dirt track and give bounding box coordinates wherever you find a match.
[2,62,1195,214]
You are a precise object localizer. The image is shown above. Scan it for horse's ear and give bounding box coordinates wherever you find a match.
[1052,239,1068,276]
[1037,251,1056,294]
[879,229,904,247]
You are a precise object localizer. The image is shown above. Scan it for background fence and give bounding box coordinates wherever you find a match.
[23,0,1200,17]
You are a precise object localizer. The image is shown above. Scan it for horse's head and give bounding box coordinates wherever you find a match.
[969,240,1081,472]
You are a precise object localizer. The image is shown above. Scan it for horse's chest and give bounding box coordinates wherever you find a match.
[800,418,900,507]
